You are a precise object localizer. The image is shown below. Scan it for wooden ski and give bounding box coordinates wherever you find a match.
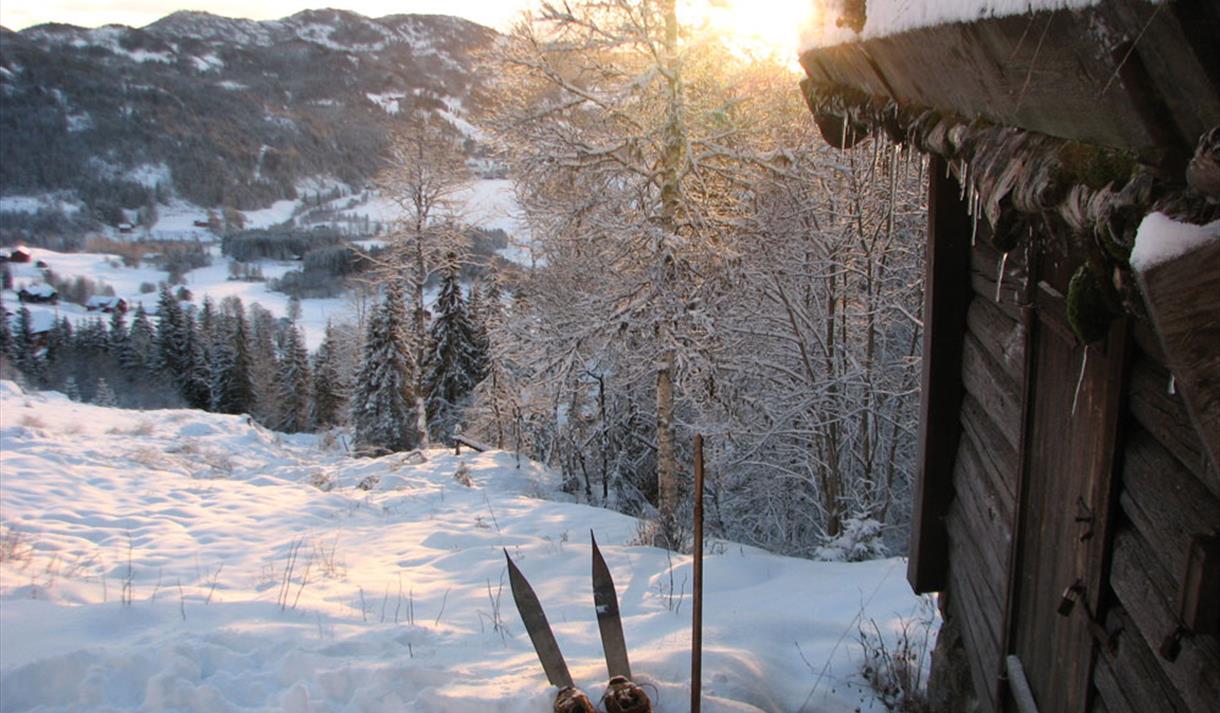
[590,532,653,713]
[504,550,596,713]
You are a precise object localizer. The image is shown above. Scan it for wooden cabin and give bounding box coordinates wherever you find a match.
[17,283,57,305]
[798,2,1219,712]
[85,295,129,314]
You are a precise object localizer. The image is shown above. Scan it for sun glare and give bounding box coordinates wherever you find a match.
[685,0,817,69]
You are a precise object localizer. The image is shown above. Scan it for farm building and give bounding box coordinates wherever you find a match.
[85,295,129,314]
[798,1,1219,712]
[6,246,32,263]
[17,283,58,305]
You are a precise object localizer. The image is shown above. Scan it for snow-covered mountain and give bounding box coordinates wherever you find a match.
[0,10,498,240]
[0,380,933,711]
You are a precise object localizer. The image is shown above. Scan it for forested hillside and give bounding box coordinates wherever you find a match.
[0,10,496,238]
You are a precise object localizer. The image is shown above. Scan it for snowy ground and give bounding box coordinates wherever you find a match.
[3,178,531,350]
[1,246,349,351]
[0,383,933,712]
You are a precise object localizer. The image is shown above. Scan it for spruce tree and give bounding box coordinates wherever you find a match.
[0,294,12,363]
[124,305,155,373]
[155,288,209,409]
[64,375,80,402]
[466,277,490,381]
[108,308,128,353]
[212,298,255,415]
[11,308,43,382]
[247,305,280,424]
[273,323,311,433]
[93,377,117,407]
[423,256,481,442]
[351,281,417,455]
[154,284,186,373]
[179,309,212,409]
[311,321,347,429]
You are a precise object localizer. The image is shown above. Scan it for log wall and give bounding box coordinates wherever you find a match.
[942,237,1027,713]
[1090,325,1220,713]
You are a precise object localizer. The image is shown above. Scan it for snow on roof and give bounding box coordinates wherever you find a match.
[1130,212,1220,272]
[800,0,1104,51]
[21,283,56,297]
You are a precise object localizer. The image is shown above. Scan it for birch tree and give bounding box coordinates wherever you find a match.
[491,0,750,545]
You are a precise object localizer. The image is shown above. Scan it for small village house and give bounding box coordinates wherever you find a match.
[17,283,58,305]
[84,295,129,314]
[6,246,33,263]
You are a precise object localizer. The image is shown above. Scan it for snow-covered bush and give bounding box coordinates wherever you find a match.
[815,516,888,562]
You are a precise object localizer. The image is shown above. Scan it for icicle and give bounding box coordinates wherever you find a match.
[1168,374,1176,395]
[1071,347,1089,416]
[840,116,847,151]
[995,252,1009,302]
[958,162,968,200]
[970,190,981,246]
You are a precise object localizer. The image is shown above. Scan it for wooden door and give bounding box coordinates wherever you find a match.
[1008,278,1125,713]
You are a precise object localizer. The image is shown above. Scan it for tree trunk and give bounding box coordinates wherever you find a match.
[413,232,430,448]
[656,349,678,546]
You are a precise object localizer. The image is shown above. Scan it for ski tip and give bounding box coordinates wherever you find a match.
[590,529,598,547]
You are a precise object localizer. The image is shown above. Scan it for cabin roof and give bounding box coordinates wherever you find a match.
[20,283,56,297]
[798,0,1218,164]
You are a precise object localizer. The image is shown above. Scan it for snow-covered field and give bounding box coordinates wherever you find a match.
[2,177,530,350]
[0,382,933,712]
[2,246,348,351]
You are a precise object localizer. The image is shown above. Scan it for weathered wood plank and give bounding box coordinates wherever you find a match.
[966,295,1026,384]
[799,1,1218,160]
[960,392,1020,508]
[946,522,1003,713]
[909,155,974,594]
[961,332,1023,450]
[1008,279,1106,713]
[1109,528,1220,713]
[970,242,1026,321]
[1120,426,1220,592]
[1127,351,1216,490]
[1093,607,1189,713]
[953,433,1014,583]
[1135,237,1220,479]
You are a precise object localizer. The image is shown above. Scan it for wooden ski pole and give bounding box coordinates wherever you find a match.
[691,434,704,713]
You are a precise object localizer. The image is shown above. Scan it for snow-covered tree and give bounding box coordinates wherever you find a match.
[372,110,472,447]
[11,307,43,381]
[247,304,280,424]
[211,297,255,416]
[273,323,311,433]
[107,307,128,354]
[93,377,117,407]
[0,296,11,364]
[491,0,751,544]
[311,321,348,429]
[154,285,209,406]
[423,255,482,442]
[64,375,80,402]
[124,305,155,373]
[350,281,418,455]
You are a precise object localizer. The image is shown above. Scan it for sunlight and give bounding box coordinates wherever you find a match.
[684,0,817,68]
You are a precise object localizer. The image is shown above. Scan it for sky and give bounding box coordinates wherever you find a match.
[0,1,815,64]
[0,1,530,33]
